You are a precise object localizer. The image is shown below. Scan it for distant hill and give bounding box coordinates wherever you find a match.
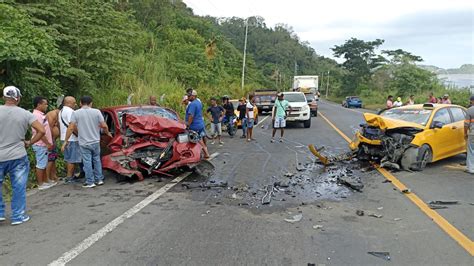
[418,64,474,74]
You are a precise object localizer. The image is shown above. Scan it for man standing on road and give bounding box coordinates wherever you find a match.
[186,90,210,158]
[32,96,56,190]
[237,97,247,139]
[61,96,112,188]
[222,96,235,138]
[271,92,290,143]
[45,105,60,184]
[59,96,82,183]
[246,95,256,142]
[206,97,225,145]
[464,95,474,174]
[0,86,46,225]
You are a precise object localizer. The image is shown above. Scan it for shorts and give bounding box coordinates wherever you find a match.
[247,118,254,129]
[32,145,48,170]
[48,144,58,162]
[63,141,82,164]
[274,117,286,128]
[210,122,222,136]
[192,128,206,140]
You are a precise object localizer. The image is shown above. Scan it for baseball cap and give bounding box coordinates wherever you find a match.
[191,90,198,96]
[443,94,449,97]
[277,92,283,97]
[3,86,22,101]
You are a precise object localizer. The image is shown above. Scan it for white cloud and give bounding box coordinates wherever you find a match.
[183,0,474,68]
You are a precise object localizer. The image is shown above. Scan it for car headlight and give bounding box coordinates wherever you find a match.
[177,133,189,143]
[302,105,309,112]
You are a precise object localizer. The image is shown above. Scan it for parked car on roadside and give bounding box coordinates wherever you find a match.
[282,91,312,128]
[350,103,467,171]
[100,105,207,181]
[253,89,277,113]
[342,96,363,108]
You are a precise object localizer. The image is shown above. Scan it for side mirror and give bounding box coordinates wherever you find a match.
[432,121,445,129]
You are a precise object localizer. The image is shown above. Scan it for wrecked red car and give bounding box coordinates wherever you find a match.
[100,105,205,180]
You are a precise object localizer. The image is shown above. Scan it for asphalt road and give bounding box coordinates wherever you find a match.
[1,100,472,265]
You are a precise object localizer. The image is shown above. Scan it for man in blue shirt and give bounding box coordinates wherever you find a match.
[186,90,210,159]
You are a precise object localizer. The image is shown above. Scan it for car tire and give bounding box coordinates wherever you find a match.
[401,144,432,171]
[314,110,318,117]
[303,118,311,128]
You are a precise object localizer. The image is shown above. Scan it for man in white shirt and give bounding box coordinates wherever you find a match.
[246,95,256,141]
[59,96,82,183]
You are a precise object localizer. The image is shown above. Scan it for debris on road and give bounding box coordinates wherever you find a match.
[428,200,459,205]
[261,185,274,205]
[338,175,364,192]
[284,172,295,177]
[367,251,391,261]
[181,181,228,189]
[394,218,402,221]
[402,188,411,194]
[428,204,449,210]
[356,210,364,216]
[312,225,323,230]
[382,179,392,183]
[284,213,303,223]
[368,213,383,218]
[231,193,243,200]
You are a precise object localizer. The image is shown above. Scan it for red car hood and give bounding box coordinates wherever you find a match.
[126,114,186,138]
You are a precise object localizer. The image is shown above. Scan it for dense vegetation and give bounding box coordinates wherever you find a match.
[1,0,469,112]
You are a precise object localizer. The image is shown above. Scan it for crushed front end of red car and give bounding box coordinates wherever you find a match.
[100,106,205,180]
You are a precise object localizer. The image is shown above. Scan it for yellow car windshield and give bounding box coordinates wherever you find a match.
[380,109,432,126]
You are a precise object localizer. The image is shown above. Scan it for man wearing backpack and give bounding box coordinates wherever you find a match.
[271,92,291,143]
[59,96,82,183]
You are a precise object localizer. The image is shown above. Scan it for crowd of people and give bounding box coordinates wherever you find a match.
[385,92,452,109]
[0,86,111,225]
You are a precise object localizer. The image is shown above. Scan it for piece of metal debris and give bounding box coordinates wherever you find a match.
[382,179,392,183]
[356,210,364,216]
[262,185,274,205]
[312,225,323,230]
[367,251,391,261]
[284,213,303,223]
[181,181,228,189]
[401,188,411,194]
[284,172,295,177]
[428,200,459,205]
[338,176,364,192]
[368,213,383,218]
[429,204,448,210]
[231,193,243,200]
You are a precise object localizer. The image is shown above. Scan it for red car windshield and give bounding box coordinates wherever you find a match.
[117,107,179,125]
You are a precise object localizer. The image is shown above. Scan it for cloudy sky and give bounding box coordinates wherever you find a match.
[183,0,473,69]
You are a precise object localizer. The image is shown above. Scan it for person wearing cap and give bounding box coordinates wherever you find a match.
[1,86,46,225]
[186,90,210,158]
[464,95,474,174]
[393,97,403,107]
[31,96,56,190]
[271,92,290,143]
[237,97,247,138]
[441,94,451,104]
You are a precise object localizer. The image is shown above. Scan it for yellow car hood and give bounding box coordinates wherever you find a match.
[363,113,424,130]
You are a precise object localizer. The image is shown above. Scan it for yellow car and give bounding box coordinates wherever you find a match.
[230,99,259,128]
[350,103,467,171]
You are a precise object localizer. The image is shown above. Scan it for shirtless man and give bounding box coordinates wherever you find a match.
[46,107,60,182]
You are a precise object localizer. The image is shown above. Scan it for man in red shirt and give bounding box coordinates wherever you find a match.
[428,92,437,104]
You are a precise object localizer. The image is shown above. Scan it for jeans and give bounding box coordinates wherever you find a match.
[467,135,474,173]
[241,117,247,136]
[80,143,104,185]
[0,156,29,221]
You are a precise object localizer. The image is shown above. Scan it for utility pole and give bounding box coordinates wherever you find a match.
[294,61,298,76]
[241,18,249,91]
[326,71,330,99]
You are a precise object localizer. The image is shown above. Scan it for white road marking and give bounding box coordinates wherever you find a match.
[256,115,270,126]
[48,152,219,266]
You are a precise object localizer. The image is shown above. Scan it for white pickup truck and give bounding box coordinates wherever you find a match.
[282,92,311,128]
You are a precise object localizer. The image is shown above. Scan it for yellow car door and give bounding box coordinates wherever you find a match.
[428,108,455,160]
[448,107,467,154]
